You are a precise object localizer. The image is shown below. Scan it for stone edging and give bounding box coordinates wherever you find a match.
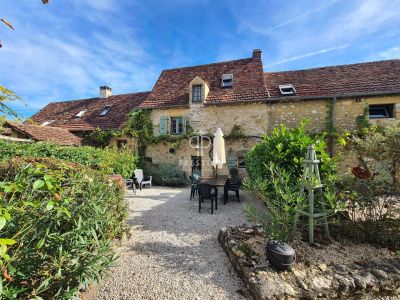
[218,226,400,299]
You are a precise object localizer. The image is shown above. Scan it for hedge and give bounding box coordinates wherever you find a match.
[0,157,128,299]
[0,140,138,178]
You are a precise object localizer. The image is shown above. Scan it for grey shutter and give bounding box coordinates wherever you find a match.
[160,116,168,135]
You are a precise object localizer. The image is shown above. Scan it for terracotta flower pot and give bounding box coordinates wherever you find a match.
[108,174,126,190]
[352,166,371,180]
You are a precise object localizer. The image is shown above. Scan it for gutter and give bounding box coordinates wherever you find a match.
[328,96,337,157]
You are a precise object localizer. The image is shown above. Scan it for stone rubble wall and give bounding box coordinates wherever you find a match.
[145,95,400,177]
[218,226,400,300]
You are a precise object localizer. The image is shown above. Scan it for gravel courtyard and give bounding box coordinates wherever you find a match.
[84,186,265,300]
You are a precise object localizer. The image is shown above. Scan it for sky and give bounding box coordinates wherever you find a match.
[1,0,400,118]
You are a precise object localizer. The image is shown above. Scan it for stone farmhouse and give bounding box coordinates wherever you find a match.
[19,49,400,176]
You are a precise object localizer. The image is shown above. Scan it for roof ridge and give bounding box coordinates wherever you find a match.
[162,57,254,72]
[265,59,400,75]
[48,90,151,104]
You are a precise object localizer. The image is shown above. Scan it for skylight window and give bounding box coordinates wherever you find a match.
[76,110,87,117]
[221,74,233,87]
[99,105,112,116]
[279,84,296,95]
[41,120,55,126]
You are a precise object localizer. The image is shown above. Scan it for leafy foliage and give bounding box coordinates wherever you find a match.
[336,122,400,250]
[245,164,306,242]
[0,140,138,178]
[81,128,119,147]
[245,119,335,183]
[244,120,339,242]
[153,163,185,186]
[0,85,21,118]
[123,109,154,157]
[0,158,128,299]
[225,125,246,139]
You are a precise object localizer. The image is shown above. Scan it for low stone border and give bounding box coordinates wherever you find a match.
[218,226,400,299]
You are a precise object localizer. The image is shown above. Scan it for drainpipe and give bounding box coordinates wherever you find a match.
[328,96,336,157]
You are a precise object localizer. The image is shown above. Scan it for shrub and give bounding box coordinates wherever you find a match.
[245,120,334,183]
[0,157,128,299]
[336,122,400,250]
[244,121,339,242]
[153,163,185,186]
[0,140,138,178]
[245,164,306,242]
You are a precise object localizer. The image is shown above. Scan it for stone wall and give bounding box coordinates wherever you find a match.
[265,99,328,132]
[146,137,260,177]
[151,102,268,136]
[146,95,400,177]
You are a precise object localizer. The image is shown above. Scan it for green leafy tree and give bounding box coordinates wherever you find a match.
[0,85,20,118]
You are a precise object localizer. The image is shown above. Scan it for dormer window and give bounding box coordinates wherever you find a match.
[41,120,55,126]
[279,84,296,95]
[192,85,202,102]
[99,105,112,116]
[222,74,233,87]
[76,110,86,117]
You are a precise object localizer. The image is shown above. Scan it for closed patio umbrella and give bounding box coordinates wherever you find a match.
[212,128,226,178]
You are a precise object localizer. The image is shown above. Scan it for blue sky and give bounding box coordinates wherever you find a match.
[1,0,400,117]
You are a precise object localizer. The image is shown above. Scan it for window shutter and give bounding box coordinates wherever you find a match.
[160,116,168,135]
[182,117,187,134]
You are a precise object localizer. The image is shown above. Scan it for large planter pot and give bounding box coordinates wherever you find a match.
[266,240,296,271]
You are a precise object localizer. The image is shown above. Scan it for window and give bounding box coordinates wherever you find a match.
[171,117,184,135]
[41,120,55,126]
[369,104,394,119]
[99,105,112,116]
[279,84,296,95]
[76,110,86,117]
[221,74,233,87]
[192,85,202,102]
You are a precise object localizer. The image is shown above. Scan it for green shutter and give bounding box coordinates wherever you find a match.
[160,116,168,135]
[182,117,187,134]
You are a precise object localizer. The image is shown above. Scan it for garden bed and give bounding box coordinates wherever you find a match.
[218,225,400,299]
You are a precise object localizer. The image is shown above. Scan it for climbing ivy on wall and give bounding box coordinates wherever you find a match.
[123,109,154,157]
[82,128,119,147]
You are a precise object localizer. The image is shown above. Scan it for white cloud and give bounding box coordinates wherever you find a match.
[379,47,400,60]
[0,1,158,111]
[266,44,350,67]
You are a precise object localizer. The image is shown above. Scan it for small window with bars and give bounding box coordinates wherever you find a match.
[369,104,394,119]
[192,85,202,102]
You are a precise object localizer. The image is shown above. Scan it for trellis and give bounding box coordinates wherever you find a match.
[295,145,330,244]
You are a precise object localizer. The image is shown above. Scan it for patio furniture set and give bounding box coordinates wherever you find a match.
[188,174,242,214]
[125,169,152,195]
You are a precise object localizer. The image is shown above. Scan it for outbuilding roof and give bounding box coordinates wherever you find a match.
[31,91,150,131]
[5,122,82,145]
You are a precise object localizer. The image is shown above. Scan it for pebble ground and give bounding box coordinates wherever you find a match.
[84,186,265,300]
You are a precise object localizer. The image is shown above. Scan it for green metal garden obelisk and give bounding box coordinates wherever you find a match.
[295,145,330,245]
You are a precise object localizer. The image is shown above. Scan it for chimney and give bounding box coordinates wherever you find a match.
[99,86,112,99]
[252,49,262,60]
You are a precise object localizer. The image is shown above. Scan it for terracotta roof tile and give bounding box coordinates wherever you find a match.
[264,59,400,99]
[140,56,268,107]
[30,91,150,131]
[5,122,81,145]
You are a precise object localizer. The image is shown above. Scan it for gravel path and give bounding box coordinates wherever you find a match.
[84,186,265,300]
